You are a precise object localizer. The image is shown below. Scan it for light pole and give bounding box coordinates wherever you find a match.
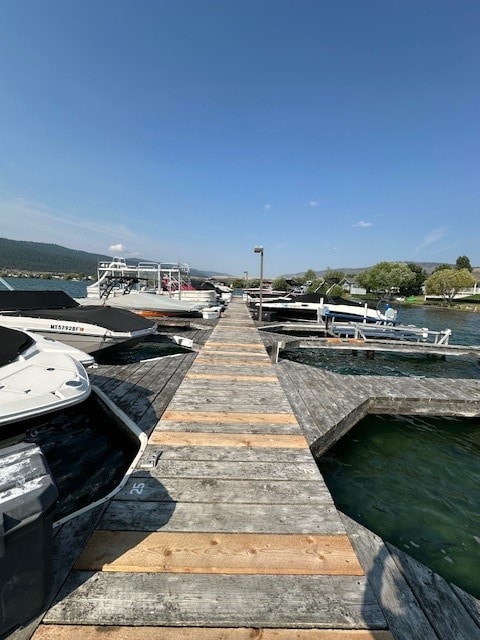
[254,245,264,321]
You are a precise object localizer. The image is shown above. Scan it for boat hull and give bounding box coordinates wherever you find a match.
[0,327,91,426]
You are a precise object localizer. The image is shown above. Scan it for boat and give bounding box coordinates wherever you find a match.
[0,290,157,354]
[249,292,398,324]
[80,257,220,316]
[76,289,210,318]
[0,325,91,426]
[200,280,233,304]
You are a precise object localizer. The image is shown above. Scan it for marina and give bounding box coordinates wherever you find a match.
[2,296,477,639]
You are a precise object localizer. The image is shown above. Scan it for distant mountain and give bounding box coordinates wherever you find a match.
[0,238,227,278]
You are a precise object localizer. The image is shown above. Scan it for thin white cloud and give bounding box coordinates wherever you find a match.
[412,226,449,256]
[308,200,319,207]
[0,197,154,257]
[264,204,271,210]
[354,220,373,228]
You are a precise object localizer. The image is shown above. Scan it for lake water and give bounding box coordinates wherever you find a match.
[277,302,480,598]
[318,414,480,598]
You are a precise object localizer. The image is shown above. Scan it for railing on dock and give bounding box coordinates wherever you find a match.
[329,321,452,345]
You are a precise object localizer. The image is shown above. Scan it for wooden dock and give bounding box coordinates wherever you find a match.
[12,297,480,640]
[28,297,391,639]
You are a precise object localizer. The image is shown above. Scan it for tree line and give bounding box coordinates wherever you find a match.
[241,255,476,306]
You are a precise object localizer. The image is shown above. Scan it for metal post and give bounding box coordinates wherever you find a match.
[254,246,264,321]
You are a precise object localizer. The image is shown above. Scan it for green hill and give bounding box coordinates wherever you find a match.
[0,238,111,276]
[0,237,227,278]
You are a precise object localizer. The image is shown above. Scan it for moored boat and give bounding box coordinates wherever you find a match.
[0,326,91,426]
[250,292,398,324]
[0,290,157,354]
[81,257,221,316]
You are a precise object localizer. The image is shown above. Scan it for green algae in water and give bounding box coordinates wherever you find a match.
[318,414,480,598]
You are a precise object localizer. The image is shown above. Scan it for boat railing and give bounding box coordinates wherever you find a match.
[88,258,191,298]
[330,321,452,345]
[0,276,14,291]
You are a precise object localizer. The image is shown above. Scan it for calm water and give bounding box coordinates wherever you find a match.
[276,302,480,598]
[283,304,480,379]
[319,414,480,598]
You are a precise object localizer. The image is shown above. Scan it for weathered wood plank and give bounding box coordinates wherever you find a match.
[206,342,266,349]
[153,420,302,434]
[139,459,321,480]
[139,444,315,463]
[340,514,442,640]
[74,532,363,575]
[32,626,395,640]
[161,411,297,423]
[114,476,334,504]
[165,400,295,412]
[186,372,279,381]
[148,431,308,448]
[195,358,273,366]
[98,501,344,534]
[44,572,387,628]
[450,584,480,628]
[387,542,480,640]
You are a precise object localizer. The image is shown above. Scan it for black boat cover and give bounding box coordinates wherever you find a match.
[0,326,35,367]
[0,291,156,332]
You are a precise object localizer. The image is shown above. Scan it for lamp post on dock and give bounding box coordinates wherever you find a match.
[254,245,264,321]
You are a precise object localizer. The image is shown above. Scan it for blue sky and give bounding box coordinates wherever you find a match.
[1,1,478,277]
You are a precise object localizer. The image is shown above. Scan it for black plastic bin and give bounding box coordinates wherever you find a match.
[0,442,58,637]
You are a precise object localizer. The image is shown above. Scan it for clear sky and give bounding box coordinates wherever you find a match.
[1,1,478,277]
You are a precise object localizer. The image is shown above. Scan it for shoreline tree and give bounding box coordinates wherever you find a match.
[425,267,475,305]
[356,261,416,296]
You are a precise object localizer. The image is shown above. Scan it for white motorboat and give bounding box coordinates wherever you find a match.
[76,289,208,318]
[82,257,217,316]
[0,325,91,426]
[250,292,398,324]
[0,290,157,354]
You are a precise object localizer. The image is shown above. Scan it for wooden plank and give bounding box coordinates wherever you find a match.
[44,572,387,628]
[132,458,321,481]
[451,584,480,628]
[148,431,308,448]
[387,542,480,640]
[195,358,272,366]
[98,501,344,534]
[32,626,394,640]
[201,349,270,356]
[114,477,334,504]
[74,532,363,575]
[162,411,297,424]
[153,420,302,434]
[206,342,266,349]
[186,372,278,381]
[139,444,315,463]
[340,514,441,640]
[166,400,294,412]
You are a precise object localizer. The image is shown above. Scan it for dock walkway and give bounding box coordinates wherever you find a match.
[32,297,391,639]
